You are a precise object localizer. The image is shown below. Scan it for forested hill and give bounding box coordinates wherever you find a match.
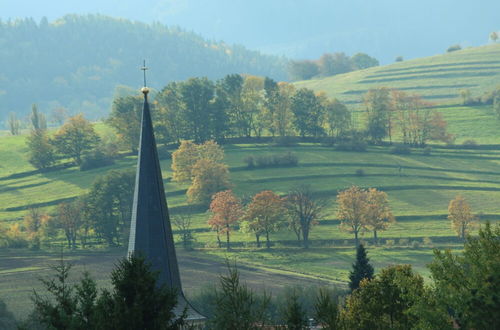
[0,15,287,120]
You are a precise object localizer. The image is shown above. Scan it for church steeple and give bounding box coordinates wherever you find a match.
[128,62,204,321]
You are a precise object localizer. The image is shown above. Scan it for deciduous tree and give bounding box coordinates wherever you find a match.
[322,97,351,138]
[341,265,426,329]
[187,158,231,206]
[55,200,84,249]
[429,222,500,329]
[53,114,100,165]
[291,88,325,138]
[107,95,142,153]
[286,185,323,249]
[172,214,194,250]
[8,112,20,136]
[337,186,368,246]
[23,207,49,250]
[26,129,56,170]
[364,188,395,244]
[208,190,243,250]
[30,104,47,131]
[448,195,476,240]
[171,140,225,182]
[491,31,499,42]
[364,88,392,144]
[243,190,286,249]
[350,53,379,70]
[84,170,135,246]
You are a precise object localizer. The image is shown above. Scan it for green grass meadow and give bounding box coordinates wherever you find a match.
[296,43,500,109]
[2,135,500,282]
[3,44,500,319]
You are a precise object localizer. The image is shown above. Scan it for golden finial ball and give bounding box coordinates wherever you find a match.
[141,87,150,94]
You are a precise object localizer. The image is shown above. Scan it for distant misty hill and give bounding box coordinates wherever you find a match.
[0,15,287,120]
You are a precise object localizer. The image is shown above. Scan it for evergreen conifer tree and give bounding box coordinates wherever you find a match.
[349,244,374,291]
[282,290,308,330]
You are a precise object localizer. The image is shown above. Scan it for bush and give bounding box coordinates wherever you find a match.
[447,44,462,52]
[248,152,299,168]
[411,240,420,249]
[390,145,411,155]
[243,156,255,169]
[80,149,114,171]
[423,146,432,156]
[355,169,365,177]
[462,139,478,149]
[385,239,395,248]
[335,140,367,152]
[395,56,403,62]
[272,136,298,147]
[399,238,409,246]
[423,237,433,247]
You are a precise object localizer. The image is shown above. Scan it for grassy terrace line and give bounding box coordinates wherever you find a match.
[296,44,500,108]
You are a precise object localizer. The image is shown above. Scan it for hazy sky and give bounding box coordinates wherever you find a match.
[1,0,499,63]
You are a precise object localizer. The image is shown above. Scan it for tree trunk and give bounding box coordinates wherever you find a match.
[373,230,378,245]
[354,230,359,247]
[256,234,261,248]
[303,228,309,249]
[226,228,230,251]
[216,229,222,248]
[265,231,271,249]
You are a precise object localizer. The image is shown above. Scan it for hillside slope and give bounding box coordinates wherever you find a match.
[296,44,500,107]
[0,15,287,119]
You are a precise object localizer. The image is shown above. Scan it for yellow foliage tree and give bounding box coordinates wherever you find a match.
[448,195,476,239]
[337,186,368,247]
[186,158,231,205]
[53,114,100,164]
[171,140,200,182]
[171,140,224,182]
[24,207,50,250]
[364,188,395,244]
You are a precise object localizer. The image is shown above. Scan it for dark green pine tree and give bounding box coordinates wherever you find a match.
[282,290,308,330]
[349,244,374,291]
[96,254,185,330]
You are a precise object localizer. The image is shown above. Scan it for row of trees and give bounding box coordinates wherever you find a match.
[26,108,104,170]
[365,88,452,145]
[18,222,500,329]
[206,185,395,250]
[3,170,135,250]
[109,75,451,151]
[288,52,379,81]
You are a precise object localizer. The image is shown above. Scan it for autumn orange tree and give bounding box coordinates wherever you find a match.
[448,195,476,240]
[391,90,452,146]
[337,186,368,247]
[242,190,286,249]
[208,190,243,250]
[364,188,395,244]
[286,185,324,249]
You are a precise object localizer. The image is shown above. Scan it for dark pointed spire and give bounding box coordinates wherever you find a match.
[128,62,204,321]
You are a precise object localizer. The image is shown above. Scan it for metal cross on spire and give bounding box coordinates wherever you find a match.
[141,60,148,87]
